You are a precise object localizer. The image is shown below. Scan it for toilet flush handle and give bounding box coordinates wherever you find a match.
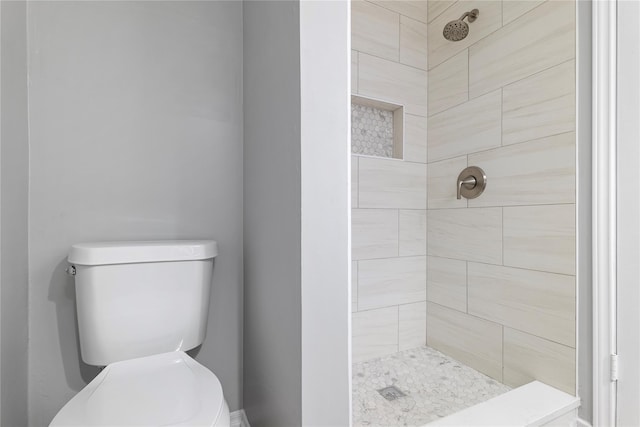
[65,265,76,276]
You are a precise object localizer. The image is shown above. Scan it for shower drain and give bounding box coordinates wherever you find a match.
[377,385,406,401]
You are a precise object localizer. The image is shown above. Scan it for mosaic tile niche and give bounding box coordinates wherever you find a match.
[351,95,403,159]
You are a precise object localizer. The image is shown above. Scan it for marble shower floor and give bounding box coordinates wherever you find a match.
[352,346,511,426]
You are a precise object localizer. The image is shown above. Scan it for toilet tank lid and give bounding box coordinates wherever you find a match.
[68,240,218,266]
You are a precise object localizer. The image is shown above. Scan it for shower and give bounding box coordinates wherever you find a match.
[443,9,479,41]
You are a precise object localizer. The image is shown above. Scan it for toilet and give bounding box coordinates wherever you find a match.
[50,240,230,427]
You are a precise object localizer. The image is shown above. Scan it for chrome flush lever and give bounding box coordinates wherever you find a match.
[456,166,487,200]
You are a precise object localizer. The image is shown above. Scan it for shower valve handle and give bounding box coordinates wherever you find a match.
[457,176,477,200]
[456,166,487,200]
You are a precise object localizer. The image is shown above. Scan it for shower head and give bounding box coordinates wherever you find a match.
[443,9,479,42]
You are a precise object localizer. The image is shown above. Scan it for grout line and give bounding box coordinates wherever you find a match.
[354,154,428,166]
[362,0,430,26]
[469,57,577,102]
[467,48,470,102]
[428,202,577,211]
[397,209,401,257]
[427,0,456,25]
[355,261,359,312]
[428,88,500,119]
[356,156,360,208]
[354,207,429,211]
[426,129,575,165]
[397,13,401,63]
[423,255,577,278]
[356,254,427,263]
[501,207,505,265]
[465,261,469,313]
[397,305,400,350]
[501,326,505,382]
[500,87,504,146]
[357,51,429,73]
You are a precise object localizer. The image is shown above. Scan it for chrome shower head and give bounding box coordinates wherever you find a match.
[443,9,479,42]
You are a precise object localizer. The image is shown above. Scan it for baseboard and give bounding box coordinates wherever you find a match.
[230,409,251,427]
[576,417,592,427]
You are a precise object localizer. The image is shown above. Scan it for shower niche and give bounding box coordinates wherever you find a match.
[351,95,403,159]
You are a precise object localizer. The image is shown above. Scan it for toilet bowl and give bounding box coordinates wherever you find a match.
[49,241,230,426]
[50,352,229,427]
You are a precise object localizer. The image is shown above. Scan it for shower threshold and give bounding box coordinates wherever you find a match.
[352,346,510,426]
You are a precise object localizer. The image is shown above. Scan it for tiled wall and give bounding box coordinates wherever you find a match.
[425,0,576,394]
[351,0,429,362]
[351,0,577,396]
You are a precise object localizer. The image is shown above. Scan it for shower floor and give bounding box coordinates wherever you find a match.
[352,346,511,426]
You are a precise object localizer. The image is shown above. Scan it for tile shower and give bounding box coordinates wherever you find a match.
[351,0,576,424]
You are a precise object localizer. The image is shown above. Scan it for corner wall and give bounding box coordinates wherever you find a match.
[26,2,244,424]
[350,0,429,362]
[243,2,351,425]
[425,0,576,395]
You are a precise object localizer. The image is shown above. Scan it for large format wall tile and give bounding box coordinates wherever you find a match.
[427,302,503,380]
[404,114,428,163]
[400,301,427,350]
[428,49,469,116]
[428,0,503,69]
[358,256,427,310]
[503,328,576,394]
[353,306,399,362]
[352,209,399,260]
[399,210,427,256]
[352,261,358,312]
[427,0,455,23]
[427,156,467,209]
[502,0,544,25]
[427,256,467,312]
[468,263,575,347]
[468,132,575,207]
[400,15,429,70]
[504,204,576,275]
[370,0,429,23]
[352,0,400,61]
[427,207,502,264]
[469,0,575,98]
[359,157,427,209]
[352,156,358,208]
[352,50,359,93]
[359,53,428,116]
[503,60,576,145]
[427,90,501,162]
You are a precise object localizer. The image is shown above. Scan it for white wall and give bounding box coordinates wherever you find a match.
[300,1,351,425]
[0,1,29,425]
[26,2,243,424]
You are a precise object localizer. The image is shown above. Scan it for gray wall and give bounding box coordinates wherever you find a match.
[243,1,302,426]
[26,2,243,424]
[0,1,29,425]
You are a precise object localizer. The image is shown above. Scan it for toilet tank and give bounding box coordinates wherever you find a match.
[68,240,218,366]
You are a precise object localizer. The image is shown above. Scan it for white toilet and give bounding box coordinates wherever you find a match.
[50,240,230,427]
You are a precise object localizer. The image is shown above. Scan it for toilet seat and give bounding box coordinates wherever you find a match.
[50,351,229,427]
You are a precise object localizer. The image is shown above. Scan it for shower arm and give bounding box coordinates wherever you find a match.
[458,9,479,23]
